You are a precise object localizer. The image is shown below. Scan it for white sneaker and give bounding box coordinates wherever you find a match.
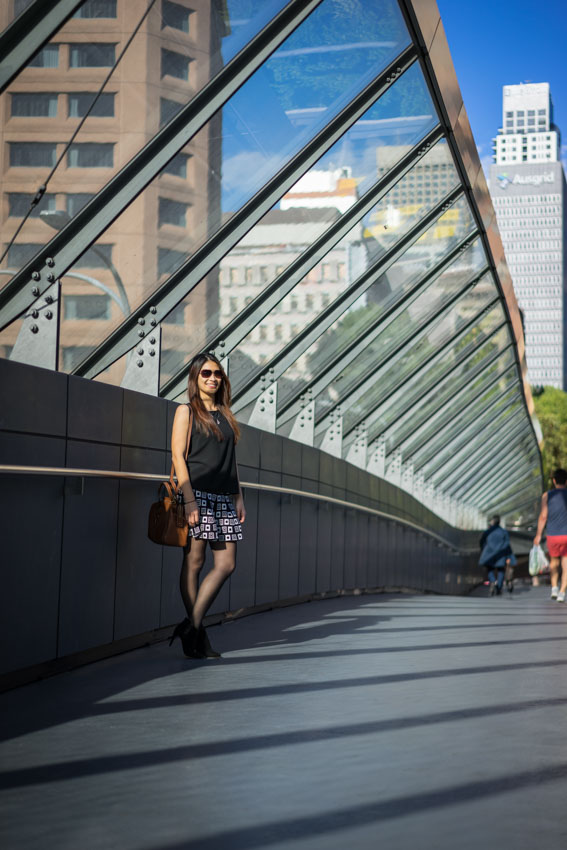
[557,591,565,603]
[551,586,559,599]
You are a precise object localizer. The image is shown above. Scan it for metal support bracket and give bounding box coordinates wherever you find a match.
[248,379,277,432]
[121,326,162,396]
[385,449,402,487]
[367,437,386,477]
[319,410,342,458]
[346,426,367,470]
[289,396,315,446]
[10,280,60,370]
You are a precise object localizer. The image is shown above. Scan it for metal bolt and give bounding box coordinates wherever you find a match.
[30,324,39,334]
[31,310,39,319]
[46,257,55,268]
[219,340,225,347]
[149,349,156,356]
[138,330,145,338]
[269,399,274,404]
[45,295,54,304]
[138,317,145,326]
[137,360,144,367]
[149,306,157,314]
[46,273,55,283]
[149,337,156,345]
[45,311,53,320]
[137,347,144,355]
[31,286,40,297]
[150,319,157,327]
[31,271,40,281]
[260,406,265,412]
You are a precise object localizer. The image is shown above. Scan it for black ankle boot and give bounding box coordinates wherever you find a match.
[169,617,191,647]
[169,619,204,658]
[197,625,221,659]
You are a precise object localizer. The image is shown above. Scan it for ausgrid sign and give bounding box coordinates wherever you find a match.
[497,171,555,190]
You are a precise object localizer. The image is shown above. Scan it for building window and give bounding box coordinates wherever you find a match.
[161,48,190,80]
[259,326,267,341]
[160,97,183,127]
[229,268,239,284]
[245,267,254,283]
[162,0,191,32]
[10,142,56,167]
[68,92,115,118]
[528,118,535,126]
[290,295,298,310]
[28,44,59,67]
[6,243,42,266]
[8,192,57,218]
[158,247,187,276]
[163,304,185,325]
[158,197,188,227]
[66,193,95,215]
[73,1,117,17]
[69,43,116,67]
[275,324,283,340]
[67,143,114,167]
[305,294,314,309]
[260,266,270,283]
[160,152,189,179]
[11,92,58,117]
[229,296,238,312]
[74,244,113,268]
[64,294,111,320]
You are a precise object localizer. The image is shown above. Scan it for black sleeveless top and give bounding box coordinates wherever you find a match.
[187,406,238,495]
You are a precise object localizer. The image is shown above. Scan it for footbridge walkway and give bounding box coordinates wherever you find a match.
[1,586,566,850]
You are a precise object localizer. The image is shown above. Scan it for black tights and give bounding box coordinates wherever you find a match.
[180,539,236,629]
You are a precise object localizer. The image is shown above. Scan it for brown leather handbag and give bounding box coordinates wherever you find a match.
[148,406,192,547]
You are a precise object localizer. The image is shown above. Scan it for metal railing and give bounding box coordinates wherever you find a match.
[0,463,478,553]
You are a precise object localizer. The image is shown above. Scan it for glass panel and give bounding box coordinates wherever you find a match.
[412,382,521,472]
[230,142,463,397]
[392,348,517,457]
[49,0,413,380]
[158,62,439,385]
[334,276,502,439]
[0,0,296,293]
[446,430,531,496]
[419,401,523,481]
[380,331,515,452]
[296,219,480,428]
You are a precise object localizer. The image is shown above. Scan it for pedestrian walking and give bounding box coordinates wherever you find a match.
[479,515,513,596]
[169,352,245,658]
[534,468,567,602]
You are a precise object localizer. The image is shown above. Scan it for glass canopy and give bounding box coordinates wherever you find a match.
[0,0,542,527]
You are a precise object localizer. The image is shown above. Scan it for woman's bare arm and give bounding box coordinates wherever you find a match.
[171,404,198,525]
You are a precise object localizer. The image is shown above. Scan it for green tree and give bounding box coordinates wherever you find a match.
[532,385,567,484]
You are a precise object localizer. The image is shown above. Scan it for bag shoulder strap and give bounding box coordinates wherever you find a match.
[169,403,193,491]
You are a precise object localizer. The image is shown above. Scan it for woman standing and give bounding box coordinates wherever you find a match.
[170,352,245,658]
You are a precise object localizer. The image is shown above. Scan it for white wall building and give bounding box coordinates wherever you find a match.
[490,83,567,389]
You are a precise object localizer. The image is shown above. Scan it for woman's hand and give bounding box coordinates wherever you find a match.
[184,500,199,528]
[235,494,246,524]
[533,535,541,546]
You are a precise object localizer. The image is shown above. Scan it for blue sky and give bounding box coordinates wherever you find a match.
[437,0,567,173]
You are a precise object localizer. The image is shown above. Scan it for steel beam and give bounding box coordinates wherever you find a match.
[162,123,444,400]
[0,0,327,332]
[0,0,83,95]
[420,394,523,481]
[439,419,529,491]
[276,230,482,429]
[397,362,518,462]
[386,345,516,457]
[413,385,521,473]
[67,45,419,379]
[447,431,531,498]
[231,184,464,414]
[318,293,503,442]
[360,319,509,451]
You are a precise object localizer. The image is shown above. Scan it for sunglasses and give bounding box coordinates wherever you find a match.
[200,369,223,379]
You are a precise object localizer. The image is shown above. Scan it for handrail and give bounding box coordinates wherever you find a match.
[0,463,479,553]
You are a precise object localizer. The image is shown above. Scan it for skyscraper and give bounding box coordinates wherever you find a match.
[490,83,567,389]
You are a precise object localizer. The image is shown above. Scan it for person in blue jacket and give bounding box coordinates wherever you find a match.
[479,515,514,596]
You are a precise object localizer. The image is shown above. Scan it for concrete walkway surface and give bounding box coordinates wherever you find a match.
[1,585,566,850]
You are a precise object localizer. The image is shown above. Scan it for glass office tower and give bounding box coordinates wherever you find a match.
[0,0,543,526]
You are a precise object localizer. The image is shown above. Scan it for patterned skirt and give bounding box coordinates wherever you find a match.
[188,490,243,542]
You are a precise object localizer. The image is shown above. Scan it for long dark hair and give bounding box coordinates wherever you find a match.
[187,352,240,443]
